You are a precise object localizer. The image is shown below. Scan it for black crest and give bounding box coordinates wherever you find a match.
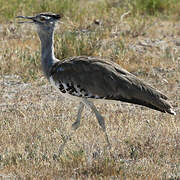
[39,12,62,20]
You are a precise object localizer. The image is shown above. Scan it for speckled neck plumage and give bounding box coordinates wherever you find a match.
[38,28,57,79]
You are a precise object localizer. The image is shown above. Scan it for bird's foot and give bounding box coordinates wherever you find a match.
[71,121,80,130]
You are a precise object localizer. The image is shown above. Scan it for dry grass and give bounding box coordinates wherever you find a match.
[0,0,180,179]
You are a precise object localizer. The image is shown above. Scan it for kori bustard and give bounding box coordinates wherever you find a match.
[17,12,175,152]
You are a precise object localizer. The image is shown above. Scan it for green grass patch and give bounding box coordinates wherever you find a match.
[131,0,180,15]
[0,0,179,22]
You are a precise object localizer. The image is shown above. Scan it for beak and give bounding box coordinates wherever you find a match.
[16,15,35,24]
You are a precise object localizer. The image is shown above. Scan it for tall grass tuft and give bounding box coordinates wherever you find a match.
[131,0,180,15]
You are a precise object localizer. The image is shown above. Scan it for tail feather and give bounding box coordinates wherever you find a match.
[109,95,175,115]
[159,98,176,115]
[151,97,176,115]
[167,108,176,115]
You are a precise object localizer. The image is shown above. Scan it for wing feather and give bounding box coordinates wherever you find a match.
[50,56,175,114]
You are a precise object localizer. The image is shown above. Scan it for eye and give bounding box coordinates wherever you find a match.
[40,16,46,21]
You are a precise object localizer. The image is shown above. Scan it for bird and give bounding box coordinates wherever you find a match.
[16,12,176,153]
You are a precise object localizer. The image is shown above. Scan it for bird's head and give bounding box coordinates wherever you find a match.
[16,12,62,34]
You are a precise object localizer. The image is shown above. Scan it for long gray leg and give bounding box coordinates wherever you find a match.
[72,102,84,130]
[58,102,84,156]
[82,98,111,148]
